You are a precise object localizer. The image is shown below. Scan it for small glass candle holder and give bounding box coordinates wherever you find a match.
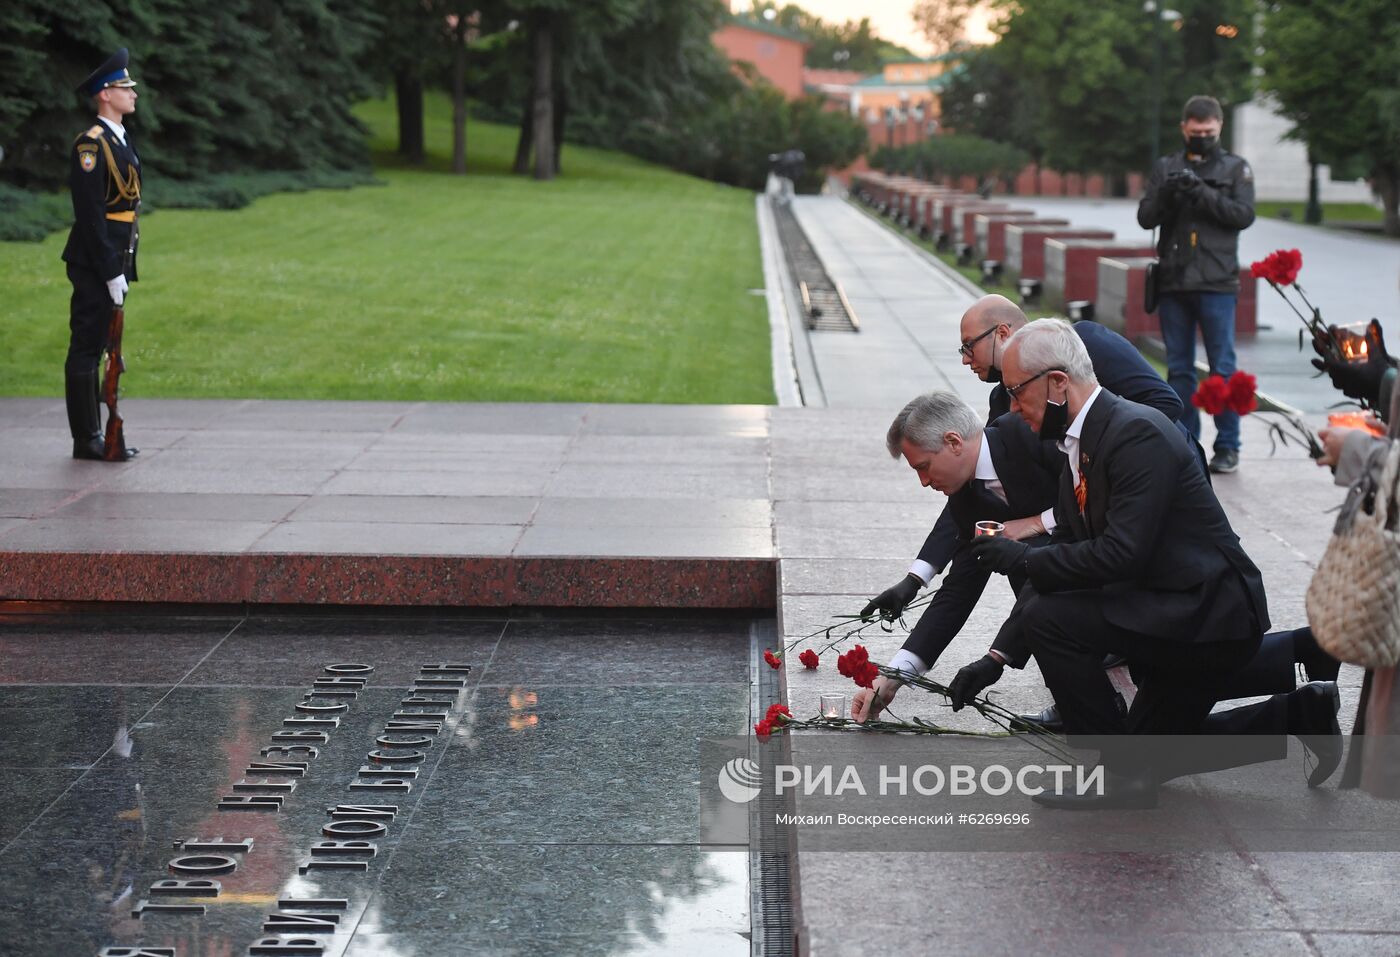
[819,693,846,720]
[1332,323,1371,362]
[974,520,1005,537]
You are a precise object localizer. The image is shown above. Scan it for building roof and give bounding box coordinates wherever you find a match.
[851,73,938,89]
[722,14,808,45]
[802,68,867,89]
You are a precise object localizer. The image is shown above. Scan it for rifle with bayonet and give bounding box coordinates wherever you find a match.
[101,200,138,461]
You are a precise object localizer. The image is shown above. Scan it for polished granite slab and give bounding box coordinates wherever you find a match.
[0,611,753,956]
[0,400,778,609]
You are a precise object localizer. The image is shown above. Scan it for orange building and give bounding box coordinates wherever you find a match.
[712,15,808,100]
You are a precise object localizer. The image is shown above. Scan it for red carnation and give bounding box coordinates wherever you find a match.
[763,650,781,670]
[1250,248,1302,287]
[798,649,820,670]
[836,645,880,688]
[754,718,773,739]
[1225,370,1257,416]
[765,703,792,724]
[1191,374,1230,416]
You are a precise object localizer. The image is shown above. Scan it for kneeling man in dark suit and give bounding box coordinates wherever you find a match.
[852,392,1062,722]
[968,319,1340,808]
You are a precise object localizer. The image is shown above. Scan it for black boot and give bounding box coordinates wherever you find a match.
[65,370,105,460]
[1289,681,1342,788]
[65,369,137,461]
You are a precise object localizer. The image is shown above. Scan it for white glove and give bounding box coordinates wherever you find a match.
[106,274,129,306]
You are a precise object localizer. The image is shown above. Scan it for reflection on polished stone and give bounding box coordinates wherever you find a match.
[0,613,756,955]
[406,683,750,843]
[0,614,238,684]
[184,615,507,687]
[350,845,749,956]
[488,616,751,685]
[0,685,169,768]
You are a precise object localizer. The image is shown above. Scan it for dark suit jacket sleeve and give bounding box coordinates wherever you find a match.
[903,541,991,668]
[915,507,960,575]
[1024,418,1176,592]
[70,133,121,280]
[1079,323,1183,423]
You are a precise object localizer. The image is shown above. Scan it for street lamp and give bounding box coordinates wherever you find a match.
[1145,0,1183,168]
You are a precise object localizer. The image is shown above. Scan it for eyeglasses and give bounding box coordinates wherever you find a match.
[1004,367,1065,398]
[957,326,998,358]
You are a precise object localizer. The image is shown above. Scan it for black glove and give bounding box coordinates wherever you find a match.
[860,573,922,620]
[970,536,1030,576]
[949,654,1004,711]
[1166,167,1203,200]
[1311,319,1397,408]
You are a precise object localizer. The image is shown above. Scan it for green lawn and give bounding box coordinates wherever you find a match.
[0,94,772,403]
[1255,200,1383,225]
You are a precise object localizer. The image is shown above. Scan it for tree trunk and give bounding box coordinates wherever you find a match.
[450,19,468,175]
[394,70,425,164]
[512,79,534,175]
[551,83,566,175]
[531,16,555,181]
[1376,168,1400,238]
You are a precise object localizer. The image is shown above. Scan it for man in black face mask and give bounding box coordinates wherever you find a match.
[1138,94,1256,476]
[860,295,1182,628]
[965,320,1340,808]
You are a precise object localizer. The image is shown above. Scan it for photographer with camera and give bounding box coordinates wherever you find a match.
[1138,95,1256,474]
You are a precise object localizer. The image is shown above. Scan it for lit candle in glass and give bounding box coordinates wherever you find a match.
[1327,412,1387,437]
[974,520,1005,537]
[1333,323,1371,362]
[819,693,846,720]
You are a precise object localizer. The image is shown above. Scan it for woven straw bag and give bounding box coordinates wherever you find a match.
[1306,431,1400,668]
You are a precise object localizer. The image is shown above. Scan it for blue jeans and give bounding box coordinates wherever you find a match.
[1158,291,1240,452]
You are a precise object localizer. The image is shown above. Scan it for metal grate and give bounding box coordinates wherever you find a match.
[750,620,797,956]
[773,201,860,334]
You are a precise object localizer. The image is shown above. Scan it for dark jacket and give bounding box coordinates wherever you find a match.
[1136,144,1254,294]
[902,414,1062,668]
[62,121,141,282]
[991,392,1269,667]
[920,320,1181,574]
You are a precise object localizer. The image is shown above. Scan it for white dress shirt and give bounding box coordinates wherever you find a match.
[97,115,128,146]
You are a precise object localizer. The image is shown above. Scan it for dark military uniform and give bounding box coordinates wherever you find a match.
[63,48,141,460]
[62,120,141,371]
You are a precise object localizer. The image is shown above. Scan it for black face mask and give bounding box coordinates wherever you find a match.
[1039,382,1070,441]
[986,336,1003,384]
[1186,134,1218,156]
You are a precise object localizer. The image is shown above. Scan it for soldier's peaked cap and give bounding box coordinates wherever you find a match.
[77,48,138,97]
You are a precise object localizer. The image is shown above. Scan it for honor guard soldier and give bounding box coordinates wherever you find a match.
[61,48,141,460]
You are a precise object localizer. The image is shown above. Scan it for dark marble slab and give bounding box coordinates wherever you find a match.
[182,616,502,687]
[403,683,749,844]
[486,617,751,685]
[0,615,238,683]
[19,685,460,847]
[347,844,748,956]
[0,838,375,957]
[0,769,86,844]
[0,685,170,768]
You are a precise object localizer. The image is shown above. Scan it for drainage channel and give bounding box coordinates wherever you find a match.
[751,620,799,956]
[772,200,861,334]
